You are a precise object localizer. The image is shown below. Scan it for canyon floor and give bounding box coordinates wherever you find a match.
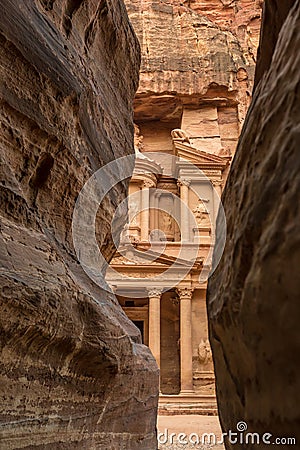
[158,415,225,449]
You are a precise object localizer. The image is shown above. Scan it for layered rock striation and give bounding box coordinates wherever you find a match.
[207,1,300,448]
[0,1,158,448]
[126,0,262,140]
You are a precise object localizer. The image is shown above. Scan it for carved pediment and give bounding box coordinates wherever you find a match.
[174,141,229,168]
[111,246,194,268]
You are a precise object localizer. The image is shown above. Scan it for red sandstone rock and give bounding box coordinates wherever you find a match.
[125,0,262,156]
[207,1,300,448]
[0,1,158,448]
[187,0,262,62]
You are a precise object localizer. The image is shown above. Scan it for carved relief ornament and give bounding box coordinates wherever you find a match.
[198,338,213,365]
[171,128,190,144]
[147,288,162,298]
[142,179,155,189]
[177,178,191,188]
[193,199,211,227]
[211,179,223,188]
[176,287,194,299]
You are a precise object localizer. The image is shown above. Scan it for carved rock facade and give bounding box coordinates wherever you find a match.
[117,0,262,415]
[207,1,300,447]
[0,1,158,448]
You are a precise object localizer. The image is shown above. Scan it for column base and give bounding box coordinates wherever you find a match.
[179,389,195,396]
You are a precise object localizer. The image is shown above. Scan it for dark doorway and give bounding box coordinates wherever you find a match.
[133,320,145,343]
[125,300,135,307]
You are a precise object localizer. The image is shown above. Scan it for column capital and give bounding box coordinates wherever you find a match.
[142,179,155,189]
[211,179,223,188]
[176,287,194,300]
[147,287,162,298]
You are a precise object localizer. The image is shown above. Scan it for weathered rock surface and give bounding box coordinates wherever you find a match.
[0,1,158,448]
[186,0,262,64]
[125,0,262,157]
[207,0,300,448]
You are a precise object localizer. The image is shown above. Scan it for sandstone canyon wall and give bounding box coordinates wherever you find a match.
[0,1,158,449]
[126,0,262,157]
[207,0,300,448]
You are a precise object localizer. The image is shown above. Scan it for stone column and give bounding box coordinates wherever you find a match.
[153,192,160,241]
[140,180,152,242]
[178,179,190,242]
[147,288,162,368]
[174,189,181,242]
[177,287,194,394]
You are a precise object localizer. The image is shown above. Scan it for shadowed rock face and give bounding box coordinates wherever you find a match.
[0,1,158,448]
[207,1,300,448]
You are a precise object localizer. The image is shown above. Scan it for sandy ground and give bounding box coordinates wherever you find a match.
[157,415,225,450]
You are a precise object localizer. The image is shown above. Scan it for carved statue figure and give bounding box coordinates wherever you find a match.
[120,223,131,244]
[193,199,211,227]
[134,124,144,151]
[171,128,190,144]
[129,200,139,226]
[162,212,173,233]
[198,339,213,365]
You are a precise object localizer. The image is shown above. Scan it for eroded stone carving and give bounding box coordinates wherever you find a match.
[176,287,194,299]
[129,200,139,225]
[193,199,211,227]
[198,339,213,365]
[143,179,155,188]
[171,128,190,144]
[147,288,162,297]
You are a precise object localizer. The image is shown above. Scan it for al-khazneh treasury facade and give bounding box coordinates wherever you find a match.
[110,0,262,413]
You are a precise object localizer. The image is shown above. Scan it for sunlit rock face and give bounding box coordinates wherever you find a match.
[0,1,158,448]
[125,0,262,139]
[207,1,300,448]
[185,0,262,64]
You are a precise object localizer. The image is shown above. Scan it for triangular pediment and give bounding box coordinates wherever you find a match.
[174,141,229,167]
[111,245,197,268]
